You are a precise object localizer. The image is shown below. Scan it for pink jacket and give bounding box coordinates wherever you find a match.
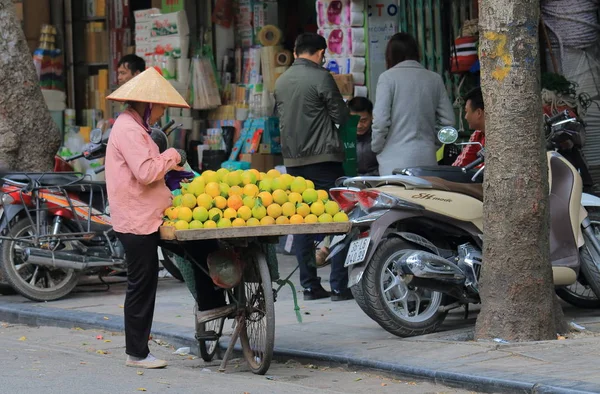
[105,108,181,235]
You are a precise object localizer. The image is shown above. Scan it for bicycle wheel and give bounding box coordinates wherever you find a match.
[239,249,275,375]
[196,314,225,362]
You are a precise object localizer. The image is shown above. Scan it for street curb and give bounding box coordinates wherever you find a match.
[0,302,597,394]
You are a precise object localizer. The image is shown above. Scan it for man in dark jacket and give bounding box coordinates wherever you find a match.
[275,33,352,301]
[348,97,378,176]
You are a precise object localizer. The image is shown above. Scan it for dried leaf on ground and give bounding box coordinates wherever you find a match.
[96,350,108,355]
[137,370,144,376]
[381,383,387,387]
[354,378,362,382]
[72,327,84,331]
[103,317,109,320]
[137,388,147,392]
[18,336,26,341]
[104,339,112,343]
[118,305,124,308]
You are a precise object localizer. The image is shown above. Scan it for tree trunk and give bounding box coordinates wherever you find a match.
[475,0,561,341]
[0,0,60,171]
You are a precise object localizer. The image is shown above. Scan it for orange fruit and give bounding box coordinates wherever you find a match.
[196,193,213,210]
[167,207,179,220]
[281,202,295,217]
[290,214,304,224]
[237,206,252,221]
[267,169,281,178]
[248,169,261,182]
[229,185,243,197]
[304,214,318,224]
[296,203,310,217]
[227,195,243,211]
[205,182,220,198]
[232,218,246,227]
[317,189,329,202]
[246,218,261,226]
[288,192,303,205]
[204,220,217,229]
[214,196,227,210]
[266,203,282,219]
[224,207,237,220]
[260,216,276,226]
[243,183,259,197]
[276,216,290,225]
[272,189,288,205]
[258,191,273,207]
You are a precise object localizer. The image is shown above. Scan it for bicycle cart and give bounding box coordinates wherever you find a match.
[159,222,351,375]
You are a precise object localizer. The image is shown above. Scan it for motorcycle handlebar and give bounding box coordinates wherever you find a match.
[65,153,84,162]
[94,165,105,174]
[463,156,484,172]
[161,119,175,132]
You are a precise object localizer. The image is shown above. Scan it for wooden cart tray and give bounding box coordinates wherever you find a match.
[160,222,352,241]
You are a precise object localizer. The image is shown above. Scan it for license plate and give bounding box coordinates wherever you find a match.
[345,237,370,267]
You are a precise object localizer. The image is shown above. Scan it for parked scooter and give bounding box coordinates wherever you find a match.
[329,125,600,337]
[0,124,185,301]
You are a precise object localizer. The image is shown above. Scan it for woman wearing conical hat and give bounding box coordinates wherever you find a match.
[104,68,190,369]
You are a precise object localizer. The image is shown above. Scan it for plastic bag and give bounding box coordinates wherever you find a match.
[207,249,244,289]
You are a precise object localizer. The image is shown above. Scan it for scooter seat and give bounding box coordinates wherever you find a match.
[395,166,481,184]
[3,172,84,187]
[420,176,484,201]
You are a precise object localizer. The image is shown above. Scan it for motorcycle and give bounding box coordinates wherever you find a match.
[328,122,600,337]
[0,123,185,301]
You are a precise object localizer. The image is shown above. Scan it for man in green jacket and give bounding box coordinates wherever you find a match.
[274,33,352,301]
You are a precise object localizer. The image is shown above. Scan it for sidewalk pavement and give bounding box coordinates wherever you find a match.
[1,254,600,393]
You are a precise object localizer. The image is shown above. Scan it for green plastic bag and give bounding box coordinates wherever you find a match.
[340,115,360,177]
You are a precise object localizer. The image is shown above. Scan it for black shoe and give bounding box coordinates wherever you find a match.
[331,289,354,301]
[303,286,330,301]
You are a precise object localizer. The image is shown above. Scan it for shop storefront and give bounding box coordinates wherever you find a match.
[15,0,600,189]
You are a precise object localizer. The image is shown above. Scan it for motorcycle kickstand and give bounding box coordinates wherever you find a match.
[463,304,469,320]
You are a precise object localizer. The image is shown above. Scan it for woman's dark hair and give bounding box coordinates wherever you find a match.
[348,97,373,114]
[385,32,420,69]
[294,33,327,56]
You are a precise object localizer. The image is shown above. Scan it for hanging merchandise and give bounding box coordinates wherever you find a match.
[191,45,222,110]
[213,0,234,28]
[450,36,479,74]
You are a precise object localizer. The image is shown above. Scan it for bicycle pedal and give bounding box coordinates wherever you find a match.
[195,330,219,341]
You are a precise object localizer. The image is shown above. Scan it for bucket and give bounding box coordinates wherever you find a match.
[202,150,227,171]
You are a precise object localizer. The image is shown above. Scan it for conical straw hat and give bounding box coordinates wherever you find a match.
[106,67,190,108]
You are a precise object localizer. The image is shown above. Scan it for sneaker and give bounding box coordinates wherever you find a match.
[303,285,330,301]
[315,247,331,268]
[331,289,354,301]
[125,353,167,369]
[196,304,236,324]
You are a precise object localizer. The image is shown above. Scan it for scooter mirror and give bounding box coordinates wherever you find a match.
[438,127,458,144]
[90,128,103,144]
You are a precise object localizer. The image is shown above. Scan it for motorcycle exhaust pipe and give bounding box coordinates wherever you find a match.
[396,250,466,284]
[23,248,115,270]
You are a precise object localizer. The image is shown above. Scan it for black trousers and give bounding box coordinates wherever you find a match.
[116,231,160,359]
[286,162,348,291]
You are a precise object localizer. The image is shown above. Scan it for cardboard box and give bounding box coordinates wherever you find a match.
[239,153,283,172]
[135,21,153,37]
[150,35,189,58]
[161,0,184,13]
[150,11,189,37]
[134,8,160,22]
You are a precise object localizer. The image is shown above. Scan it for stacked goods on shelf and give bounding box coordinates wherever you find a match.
[134,8,190,82]
[316,0,367,98]
[162,168,348,230]
[33,24,66,131]
[84,69,109,125]
[84,0,106,18]
[85,22,109,64]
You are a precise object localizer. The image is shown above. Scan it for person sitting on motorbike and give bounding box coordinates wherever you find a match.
[105,68,232,369]
[452,87,485,167]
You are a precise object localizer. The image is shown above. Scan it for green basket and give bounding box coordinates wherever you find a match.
[340,115,360,177]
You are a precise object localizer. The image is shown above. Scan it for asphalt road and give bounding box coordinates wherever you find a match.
[0,323,476,394]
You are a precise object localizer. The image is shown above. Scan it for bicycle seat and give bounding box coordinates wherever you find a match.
[420,176,484,201]
[394,166,481,184]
